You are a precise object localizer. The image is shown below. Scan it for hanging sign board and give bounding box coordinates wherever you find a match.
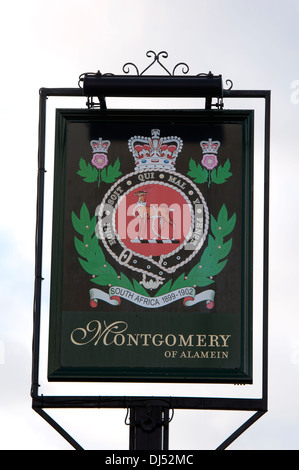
[48,109,253,383]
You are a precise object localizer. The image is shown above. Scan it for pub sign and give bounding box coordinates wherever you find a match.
[48,109,253,383]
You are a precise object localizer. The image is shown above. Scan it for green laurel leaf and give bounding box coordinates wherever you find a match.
[71,211,86,235]
[133,279,150,296]
[155,279,173,297]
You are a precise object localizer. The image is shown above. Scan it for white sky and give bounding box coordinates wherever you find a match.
[1,0,299,450]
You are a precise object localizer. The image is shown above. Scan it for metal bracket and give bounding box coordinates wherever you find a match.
[78,71,107,109]
[78,51,233,110]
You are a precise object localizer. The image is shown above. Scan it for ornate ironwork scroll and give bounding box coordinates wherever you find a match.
[78,50,233,84]
[123,50,190,76]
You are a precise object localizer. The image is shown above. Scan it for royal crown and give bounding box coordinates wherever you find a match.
[128,129,183,171]
[90,137,111,154]
[200,138,220,155]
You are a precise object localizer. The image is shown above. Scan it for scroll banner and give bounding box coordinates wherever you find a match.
[89,286,215,310]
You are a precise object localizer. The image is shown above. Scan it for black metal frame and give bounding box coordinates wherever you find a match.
[31,53,270,450]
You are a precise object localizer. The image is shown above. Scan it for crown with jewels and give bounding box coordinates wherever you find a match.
[90,137,111,154]
[128,129,183,171]
[200,138,220,155]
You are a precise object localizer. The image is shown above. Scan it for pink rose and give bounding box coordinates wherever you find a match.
[201,154,218,170]
[91,153,108,169]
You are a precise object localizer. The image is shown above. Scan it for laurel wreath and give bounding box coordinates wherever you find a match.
[71,204,149,296]
[160,204,236,295]
[72,203,236,298]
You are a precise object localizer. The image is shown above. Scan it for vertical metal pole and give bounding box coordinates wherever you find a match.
[31,89,47,398]
[163,407,170,450]
[262,91,271,411]
[129,406,169,450]
[205,96,212,109]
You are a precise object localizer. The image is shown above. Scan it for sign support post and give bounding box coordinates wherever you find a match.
[129,406,169,450]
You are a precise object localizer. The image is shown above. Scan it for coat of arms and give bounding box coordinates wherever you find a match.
[72,127,236,311]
